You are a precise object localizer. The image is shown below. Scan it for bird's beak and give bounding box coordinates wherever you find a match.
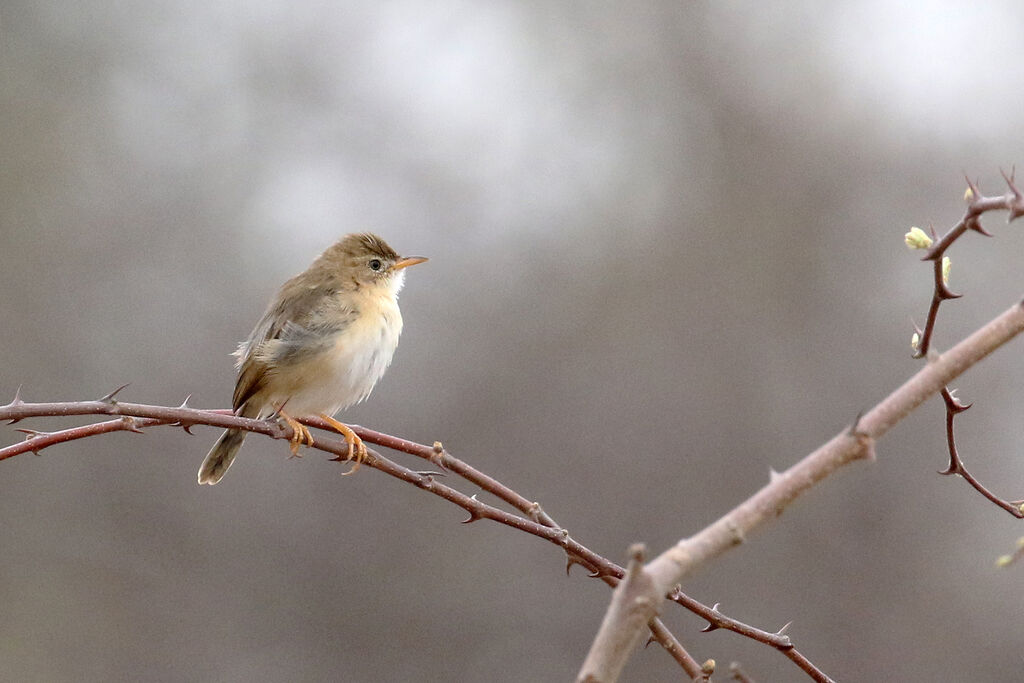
[392,256,428,271]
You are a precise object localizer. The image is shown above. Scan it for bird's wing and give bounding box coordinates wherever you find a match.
[231,282,354,411]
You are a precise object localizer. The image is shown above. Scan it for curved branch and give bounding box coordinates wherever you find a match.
[0,395,806,678]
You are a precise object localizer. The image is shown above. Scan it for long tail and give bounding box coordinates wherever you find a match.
[198,403,258,485]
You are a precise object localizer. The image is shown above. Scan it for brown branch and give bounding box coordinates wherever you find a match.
[0,394,813,679]
[913,170,1023,357]
[937,387,1024,518]
[578,296,1024,681]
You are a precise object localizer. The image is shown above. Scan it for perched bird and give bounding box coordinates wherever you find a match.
[198,233,427,485]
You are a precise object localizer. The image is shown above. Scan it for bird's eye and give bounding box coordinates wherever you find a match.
[368,259,382,271]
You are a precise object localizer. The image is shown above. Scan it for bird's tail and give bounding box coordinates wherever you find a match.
[198,404,258,485]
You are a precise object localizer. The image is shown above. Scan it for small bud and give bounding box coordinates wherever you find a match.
[964,186,974,202]
[942,256,951,285]
[701,659,716,675]
[996,554,1013,568]
[911,332,920,350]
[904,226,933,250]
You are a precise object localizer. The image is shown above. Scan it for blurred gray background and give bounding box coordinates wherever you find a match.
[3,2,1024,681]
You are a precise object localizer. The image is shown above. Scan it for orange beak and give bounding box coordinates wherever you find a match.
[392,256,428,271]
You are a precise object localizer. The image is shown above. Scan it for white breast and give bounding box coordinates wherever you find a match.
[278,290,404,417]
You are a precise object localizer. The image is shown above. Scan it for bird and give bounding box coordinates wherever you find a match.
[197,233,427,485]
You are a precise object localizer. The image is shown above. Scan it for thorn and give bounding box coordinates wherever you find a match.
[99,383,130,404]
[5,385,25,424]
[966,216,994,236]
[643,636,656,649]
[848,410,865,436]
[178,423,195,435]
[711,602,721,612]
[701,621,720,633]
[1001,166,1020,195]
[178,394,193,409]
[120,416,145,434]
[566,555,581,576]
[937,282,962,301]
[413,469,446,477]
[768,467,782,483]
[776,621,793,636]
[459,495,482,524]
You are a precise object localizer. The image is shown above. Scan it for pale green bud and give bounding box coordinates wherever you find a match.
[904,227,933,250]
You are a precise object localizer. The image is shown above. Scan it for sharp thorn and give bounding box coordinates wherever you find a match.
[460,511,481,524]
[179,423,195,435]
[413,469,446,477]
[16,428,47,438]
[99,383,131,404]
[1001,166,1019,194]
[701,622,720,633]
[178,394,193,409]
[777,620,793,636]
[587,568,602,578]
[643,636,656,649]
[970,221,994,237]
[711,602,721,612]
[848,410,865,436]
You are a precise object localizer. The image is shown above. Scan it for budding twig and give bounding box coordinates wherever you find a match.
[909,169,1024,358]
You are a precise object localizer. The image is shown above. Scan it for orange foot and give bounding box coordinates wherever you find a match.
[319,414,368,475]
[276,410,313,458]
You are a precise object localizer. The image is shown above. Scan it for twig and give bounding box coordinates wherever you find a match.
[912,170,1024,357]
[937,388,1024,518]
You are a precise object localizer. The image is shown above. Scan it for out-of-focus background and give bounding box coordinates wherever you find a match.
[3,2,1024,681]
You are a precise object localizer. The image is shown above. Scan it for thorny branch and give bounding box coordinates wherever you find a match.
[905,171,1024,516]
[578,168,1024,681]
[936,387,1024,518]
[0,392,828,681]
[911,168,1024,358]
[913,168,1024,358]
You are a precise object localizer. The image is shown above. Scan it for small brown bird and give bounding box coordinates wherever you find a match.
[198,233,427,485]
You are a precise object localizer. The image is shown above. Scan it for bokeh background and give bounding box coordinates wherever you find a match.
[3,2,1024,681]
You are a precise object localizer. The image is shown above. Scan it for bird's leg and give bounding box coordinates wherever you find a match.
[273,409,313,458]
[318,414,368,475]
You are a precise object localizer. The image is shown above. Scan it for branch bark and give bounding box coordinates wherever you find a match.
[578,297,1024,682]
